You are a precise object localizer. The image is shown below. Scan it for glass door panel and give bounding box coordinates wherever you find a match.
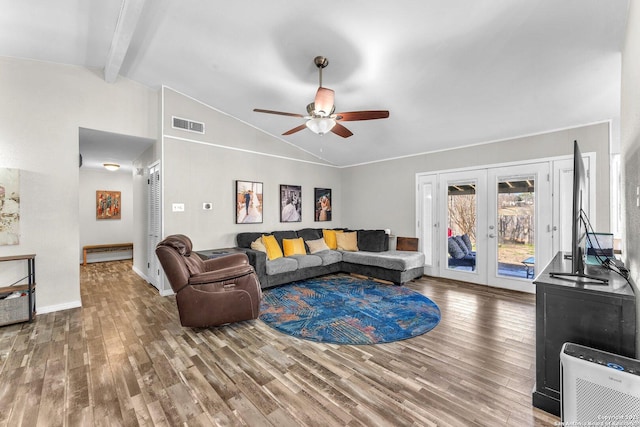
[495,175,535,279]
[488,163,551,292]
[447,181,477,272]
[439,170,487,285]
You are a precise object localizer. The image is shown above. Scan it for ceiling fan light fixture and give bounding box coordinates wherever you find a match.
[306,117,336,135]
[103,163,120,171]
[314,87,335,116]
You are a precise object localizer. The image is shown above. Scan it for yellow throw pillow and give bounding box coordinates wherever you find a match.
[262,235,283,260]
[336,231,359,251]
[322,229,344,250]
[283,237,306,257]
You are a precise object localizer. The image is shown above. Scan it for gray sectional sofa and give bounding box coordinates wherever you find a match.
[229,228,425,289]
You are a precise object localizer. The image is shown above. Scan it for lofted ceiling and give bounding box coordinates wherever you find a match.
[1,1,630,167]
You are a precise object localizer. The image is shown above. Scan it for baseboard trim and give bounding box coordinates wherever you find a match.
[37,300,82,314]
[132,265,173,296]
[132,265,150,282]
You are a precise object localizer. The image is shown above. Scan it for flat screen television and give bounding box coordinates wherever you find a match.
[549,140,608,285]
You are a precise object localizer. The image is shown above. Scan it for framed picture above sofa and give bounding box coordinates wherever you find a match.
[314,188,332,222]
[236,180,263,224]
[280,184,301,222]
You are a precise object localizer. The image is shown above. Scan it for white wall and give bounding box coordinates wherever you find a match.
[621,0,640,351]
[160,88,342,252]
[341,122,611,238]
[0,57,157,313]
[79,169,134,263]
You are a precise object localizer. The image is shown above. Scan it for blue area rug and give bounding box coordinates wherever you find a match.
[259,276,441,345]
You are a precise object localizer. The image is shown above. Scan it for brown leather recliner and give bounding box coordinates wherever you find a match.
[155,234,262,327]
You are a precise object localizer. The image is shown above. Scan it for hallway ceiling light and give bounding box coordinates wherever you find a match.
[103,163,120,171]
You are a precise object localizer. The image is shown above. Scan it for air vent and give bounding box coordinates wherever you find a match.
[172,116,205,134]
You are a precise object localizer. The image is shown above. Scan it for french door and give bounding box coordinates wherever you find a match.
[487,163,551,292]
[418,162,552,292]
[438,170,488,285]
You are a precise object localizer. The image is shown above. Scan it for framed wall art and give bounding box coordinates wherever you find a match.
[0,168,20,245]
[236,180,263,224]
[314,188,332,222]
[280,185,301,222]
[96,190,121,219]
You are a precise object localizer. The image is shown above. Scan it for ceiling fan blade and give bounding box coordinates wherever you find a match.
[282,124,308,135]
[314,87,335,115]
[253,108,304,118]
[330,123,353,138]
[335,110,390,121]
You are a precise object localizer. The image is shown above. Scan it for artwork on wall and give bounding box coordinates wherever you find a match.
[96,190,121,220]
[280,185,302,222]
[236,180,263,224]
[314,188,332,222]
[0,168,20,245]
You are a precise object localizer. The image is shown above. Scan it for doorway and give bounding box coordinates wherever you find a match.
[418,160,556,292]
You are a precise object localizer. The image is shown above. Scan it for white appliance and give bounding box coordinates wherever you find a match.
[561,342,640,424]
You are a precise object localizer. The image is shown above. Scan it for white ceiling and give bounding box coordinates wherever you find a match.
[2,1,630,167]
[79,128,154,174]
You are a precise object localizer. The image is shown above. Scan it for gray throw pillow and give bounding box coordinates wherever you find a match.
[453,236,469,255]
[461,234,473,252]
[448,237,466,259]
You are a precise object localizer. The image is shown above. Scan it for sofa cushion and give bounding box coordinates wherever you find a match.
[283,237,306,256]
[453,236,469,255]
[356,230,388,252]
[448,237,466,259]
[313,250,342,266]
[237,232,265,249]
[265,257,298,275]
[306,238,330,254]
[262,234,284,260]
[341,251,425,271]
[288,254,323,268]
[461,234,473,252]
[336,231,359,251]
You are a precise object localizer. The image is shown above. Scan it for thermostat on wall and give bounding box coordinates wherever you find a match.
[203,202,213,210]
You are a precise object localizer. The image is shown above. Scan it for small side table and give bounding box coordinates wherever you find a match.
[195,248,244,260]
[522,256,535,278]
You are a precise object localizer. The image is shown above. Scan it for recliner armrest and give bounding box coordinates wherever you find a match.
[201,252,249,271]
[188,264,255,286]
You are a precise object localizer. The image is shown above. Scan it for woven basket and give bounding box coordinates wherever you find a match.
[0,293,30,326]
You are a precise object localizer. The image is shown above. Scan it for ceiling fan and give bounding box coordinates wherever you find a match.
[253,56,389,138]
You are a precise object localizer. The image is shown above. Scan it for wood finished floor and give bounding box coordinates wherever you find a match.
[0,260,560,426]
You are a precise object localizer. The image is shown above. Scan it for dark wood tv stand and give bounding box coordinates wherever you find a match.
[532,252,636,416]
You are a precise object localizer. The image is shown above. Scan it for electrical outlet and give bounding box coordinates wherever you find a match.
[172,203,185,212]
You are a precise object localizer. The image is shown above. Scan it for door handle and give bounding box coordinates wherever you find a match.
[489,233,496,238]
